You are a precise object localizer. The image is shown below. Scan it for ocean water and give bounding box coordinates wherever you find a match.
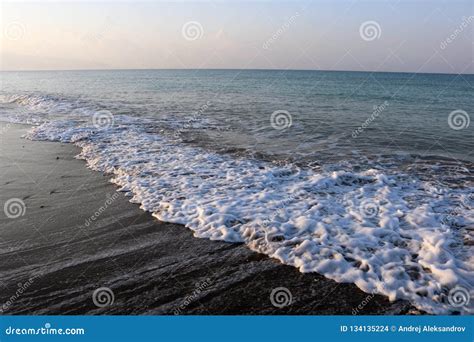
[0,69,473,314]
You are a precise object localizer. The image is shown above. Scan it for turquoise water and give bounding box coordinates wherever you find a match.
[1,69,472,165]
[0,70,473,314]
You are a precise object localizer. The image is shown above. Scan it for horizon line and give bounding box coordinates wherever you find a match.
[0,67,472,76]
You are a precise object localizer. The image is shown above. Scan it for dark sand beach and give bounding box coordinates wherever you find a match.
[0,123,418,315]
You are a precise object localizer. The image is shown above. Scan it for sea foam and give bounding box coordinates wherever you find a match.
[1,94,473,314]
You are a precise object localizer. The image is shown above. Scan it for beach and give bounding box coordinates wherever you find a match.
[2,3,474,341]
[0,122,416,315]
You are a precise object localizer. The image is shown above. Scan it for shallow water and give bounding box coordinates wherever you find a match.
[0,69,472,314]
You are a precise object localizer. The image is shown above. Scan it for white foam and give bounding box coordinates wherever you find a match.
[2,94,472,314]
[0,94,99,125]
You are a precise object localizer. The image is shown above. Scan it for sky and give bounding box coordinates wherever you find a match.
[0,0,473,73]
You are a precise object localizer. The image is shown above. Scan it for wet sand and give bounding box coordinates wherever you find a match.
[0,123,418,315]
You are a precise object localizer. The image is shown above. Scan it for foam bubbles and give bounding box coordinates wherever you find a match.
[2,93,472,314]
[23,117,473,314]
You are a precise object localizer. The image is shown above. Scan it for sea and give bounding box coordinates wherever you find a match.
[0,69,472,314]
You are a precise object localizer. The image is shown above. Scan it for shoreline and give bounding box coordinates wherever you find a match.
[0,122,417,315]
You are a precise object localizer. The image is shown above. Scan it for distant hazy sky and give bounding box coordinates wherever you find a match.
[1,0,473,73]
